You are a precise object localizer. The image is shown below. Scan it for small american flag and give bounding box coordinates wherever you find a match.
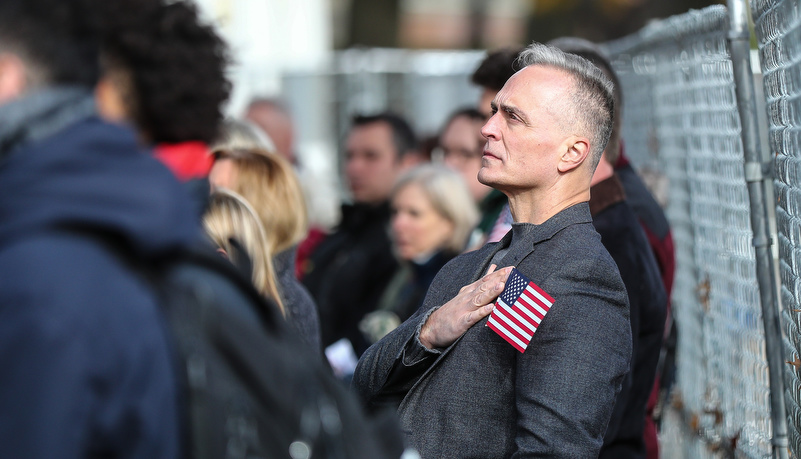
[487,267,554,353]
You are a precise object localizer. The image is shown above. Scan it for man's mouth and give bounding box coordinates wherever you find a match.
[482,149,500,160]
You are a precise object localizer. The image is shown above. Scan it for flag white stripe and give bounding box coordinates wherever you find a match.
[488,316,528,350]
[518,291,549,318]
[503,296,541,325]
[525,285,553,308]
[495,305,533,340]
[496,301,536,334]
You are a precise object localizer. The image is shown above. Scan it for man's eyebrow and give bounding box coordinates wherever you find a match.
[499,102,529,124]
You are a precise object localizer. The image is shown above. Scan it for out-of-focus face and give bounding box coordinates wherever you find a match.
[478,87,497,119]
[208,157,239,191]
[478,65,570,194]
[345,122,402,205]
[440,115,490,203]
[391,183,454,261]
[245,104,296,165]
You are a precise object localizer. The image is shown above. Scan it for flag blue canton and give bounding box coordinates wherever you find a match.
[500,269,529,305]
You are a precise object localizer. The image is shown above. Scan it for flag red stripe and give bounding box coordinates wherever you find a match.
[522,287,551,313]
[517,294,546,321]
[497,302,536,335]
[528,281,555,304]
[494,306,533,342]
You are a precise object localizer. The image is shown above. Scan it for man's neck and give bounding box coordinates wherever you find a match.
[506,186,590,225]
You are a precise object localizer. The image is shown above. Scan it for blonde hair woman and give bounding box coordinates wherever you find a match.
[208,148,321,352]
[203,189,284,316]
[360,164,479,343]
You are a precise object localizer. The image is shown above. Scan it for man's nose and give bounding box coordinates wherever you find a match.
[481,115,498,140]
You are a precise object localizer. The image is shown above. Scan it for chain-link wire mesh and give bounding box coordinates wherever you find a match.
[605,6,773,458]
[752,0,801,457]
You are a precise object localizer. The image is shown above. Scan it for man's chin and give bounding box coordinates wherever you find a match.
[477,170,497,188]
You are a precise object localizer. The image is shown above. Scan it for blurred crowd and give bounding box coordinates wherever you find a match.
[0,0,677,458]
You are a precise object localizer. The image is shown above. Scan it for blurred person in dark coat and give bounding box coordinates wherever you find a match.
[0,0,200,455]
[301,112,423,369]
[353,43,631,458]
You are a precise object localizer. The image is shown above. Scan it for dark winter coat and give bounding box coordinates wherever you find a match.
[274,245,322,353]
[0,90,199,458]
[590,175,667,459]
[302,202,398,355]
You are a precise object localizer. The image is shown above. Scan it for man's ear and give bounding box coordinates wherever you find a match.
[95,76,128,123]
[557,136,590,173]
[400,150,425,170]
[0,53,27,103]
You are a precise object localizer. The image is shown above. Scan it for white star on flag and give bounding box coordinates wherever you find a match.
[487,267,554,353]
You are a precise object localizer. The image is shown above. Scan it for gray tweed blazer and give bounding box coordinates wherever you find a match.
[353,203,631,459]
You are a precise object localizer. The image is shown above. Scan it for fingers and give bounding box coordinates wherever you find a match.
[465,303,495,326]
[481,265,513,283]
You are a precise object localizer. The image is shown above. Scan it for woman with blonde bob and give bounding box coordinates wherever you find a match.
[208,147,321,352]
[360,164,479,344]
[203,189,285,316]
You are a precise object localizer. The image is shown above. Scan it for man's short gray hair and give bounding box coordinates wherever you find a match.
[516,42,615,170]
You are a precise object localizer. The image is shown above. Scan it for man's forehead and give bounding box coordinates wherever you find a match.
[348,122,392,143]
[494,65,569,110]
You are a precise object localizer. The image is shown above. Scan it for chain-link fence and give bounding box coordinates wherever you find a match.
[605,5,776,458]
[753,0,801,457]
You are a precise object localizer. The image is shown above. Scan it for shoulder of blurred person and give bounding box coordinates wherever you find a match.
[615,149,675,298]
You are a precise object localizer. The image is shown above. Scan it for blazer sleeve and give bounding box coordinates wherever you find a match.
[352,306,442,410]
[352,254,473,410]
[512,256,632,459]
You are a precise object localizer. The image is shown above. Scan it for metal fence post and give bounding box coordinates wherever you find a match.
[727,1,789,457]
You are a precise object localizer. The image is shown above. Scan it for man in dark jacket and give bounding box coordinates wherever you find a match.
[589,127,667,459]
[551,36,674,459]
[354,43,631,458]
[0,1,199,456]
[302,113,421,365]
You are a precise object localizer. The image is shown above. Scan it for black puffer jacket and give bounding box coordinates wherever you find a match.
[302,202,398,355]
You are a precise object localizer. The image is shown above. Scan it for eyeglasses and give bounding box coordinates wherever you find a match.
[432,146,483,166]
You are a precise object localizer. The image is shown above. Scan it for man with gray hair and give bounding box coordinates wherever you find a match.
[353,42,632,458]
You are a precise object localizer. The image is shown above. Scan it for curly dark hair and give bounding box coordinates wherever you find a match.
[98,0,231,144]
[0,0,102,87]
[470,46,525,92]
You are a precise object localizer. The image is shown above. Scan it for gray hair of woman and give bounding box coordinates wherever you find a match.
[209,117,276,154]
[391,164,480,254]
